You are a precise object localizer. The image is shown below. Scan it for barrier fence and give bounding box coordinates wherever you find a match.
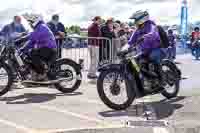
[58,36,189,74]
[59,36,124,72]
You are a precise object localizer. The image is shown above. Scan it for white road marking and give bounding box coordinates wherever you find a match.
[153,127,169,133]
[79,98,103,105]
[36,125,126,133]
[34,104,119,127]
[0,118,33,132]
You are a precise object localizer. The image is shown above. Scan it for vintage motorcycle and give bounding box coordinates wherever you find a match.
[97,44,181,110]
[0,35,82,96]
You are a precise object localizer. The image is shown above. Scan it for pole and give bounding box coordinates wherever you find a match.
[180,0,188,53]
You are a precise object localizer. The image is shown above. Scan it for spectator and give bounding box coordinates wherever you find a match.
[118,23,131,46]
[115,20,121,25]
[191,27,200,56]
[1,16,26,40]
[112,22,121,61]
[87,16,102,79]
[48,14,66,59]
[167,29,176,60]
[1,16,26,81]
[100,18,116,62]
[118,23,126,37]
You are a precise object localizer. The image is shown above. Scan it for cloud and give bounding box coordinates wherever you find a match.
[0,0,198,28]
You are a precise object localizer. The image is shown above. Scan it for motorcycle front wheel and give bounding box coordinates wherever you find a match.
[97,68,136,110]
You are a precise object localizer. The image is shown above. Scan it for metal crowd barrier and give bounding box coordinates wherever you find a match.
[57,36,124,71]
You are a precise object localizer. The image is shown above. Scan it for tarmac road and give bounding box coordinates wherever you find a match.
[0,50,199,133]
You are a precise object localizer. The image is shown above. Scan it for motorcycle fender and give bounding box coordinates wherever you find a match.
[161,59,182,78]
[98,64,121,72]
[55,58,82,71]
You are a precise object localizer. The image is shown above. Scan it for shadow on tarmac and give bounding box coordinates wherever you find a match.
[99,96,186,120]
[0,92,82,104]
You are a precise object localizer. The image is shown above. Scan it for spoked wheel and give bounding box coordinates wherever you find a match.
[97,69,136,110]
[0,63,13,96]
[161,60,181,99]
[52,59,82,93]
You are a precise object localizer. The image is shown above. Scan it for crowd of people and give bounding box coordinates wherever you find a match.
[87,14,179,79]
[87,16,135,78]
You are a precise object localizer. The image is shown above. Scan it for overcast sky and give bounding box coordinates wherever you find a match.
[0,0,199,27]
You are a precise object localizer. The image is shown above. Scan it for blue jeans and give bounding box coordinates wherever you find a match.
[192,47,200,59]
[149,48,165,64]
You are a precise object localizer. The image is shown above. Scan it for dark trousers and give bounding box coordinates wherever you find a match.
[56,39,63,59]
[30,47,56,74]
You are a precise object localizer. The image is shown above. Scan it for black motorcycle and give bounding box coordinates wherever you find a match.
[0,35,82,96]
[97,44,181,110]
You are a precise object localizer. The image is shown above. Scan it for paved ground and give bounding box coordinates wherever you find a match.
[0,53,199,133]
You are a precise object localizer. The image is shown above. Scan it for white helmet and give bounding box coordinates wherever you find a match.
[22,13,43,27]
[129,10,149,25]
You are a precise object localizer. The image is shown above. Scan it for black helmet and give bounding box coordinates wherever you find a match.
[168,29,173,34]
[194,27,200,31]
[52,14,59,21]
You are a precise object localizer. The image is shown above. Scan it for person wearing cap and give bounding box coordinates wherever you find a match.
[47,14,66,59]
[100,18,116,63]
[87,16,102,79]
[1,15,26,40]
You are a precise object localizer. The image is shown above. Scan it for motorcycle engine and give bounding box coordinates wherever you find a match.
[143,78,160,91]
[143,63,160,91]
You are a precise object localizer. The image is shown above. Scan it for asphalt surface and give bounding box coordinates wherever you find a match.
[0,51,199,133]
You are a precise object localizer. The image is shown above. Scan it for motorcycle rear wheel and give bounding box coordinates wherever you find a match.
[50,59,82,93]
[161,60,181,99]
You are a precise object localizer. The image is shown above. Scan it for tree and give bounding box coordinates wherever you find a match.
[67,25,81,35]
[74,26,81,34]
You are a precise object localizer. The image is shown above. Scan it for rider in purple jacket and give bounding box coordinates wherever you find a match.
[22,13,57,80]
[26,21,57,49]
[128,10,165,79]
[128,11,163,64]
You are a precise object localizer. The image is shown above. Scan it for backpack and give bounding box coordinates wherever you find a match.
[157,25,170,48]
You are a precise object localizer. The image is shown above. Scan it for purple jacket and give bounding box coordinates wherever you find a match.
[128,20,161,55]
[26,21,57,50]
